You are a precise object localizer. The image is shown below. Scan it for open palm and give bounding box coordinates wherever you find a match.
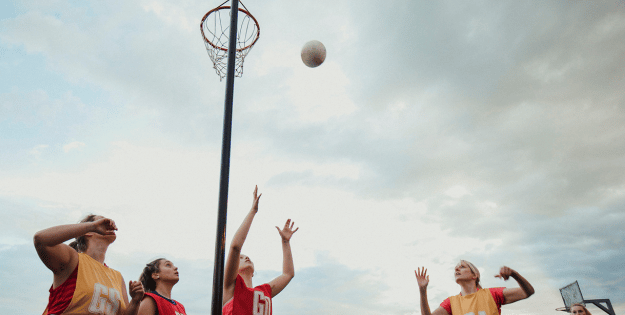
[276,219,298,241]
[415,267,430,290]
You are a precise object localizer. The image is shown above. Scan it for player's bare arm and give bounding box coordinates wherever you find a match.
[33,217,117,286]
[269,219,298,297]
[223,186,262,305]
[495,266,535,304]
[415,267,450,315]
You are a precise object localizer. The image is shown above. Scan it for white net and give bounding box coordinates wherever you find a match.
[560,281,585,310]
[200,0,260,81]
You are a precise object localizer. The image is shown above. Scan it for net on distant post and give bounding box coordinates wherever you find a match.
[559,281,585,312]
[200,0,260,81]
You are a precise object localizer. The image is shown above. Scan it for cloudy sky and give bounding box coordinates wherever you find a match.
[1,0,624,314]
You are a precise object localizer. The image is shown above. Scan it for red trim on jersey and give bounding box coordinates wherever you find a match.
[144,292,187,315]
[46,264,79,314]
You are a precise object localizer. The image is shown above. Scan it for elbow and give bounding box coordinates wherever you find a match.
[33,232,44,249]
[230,243,242,253]
[526,287,535,298]
[285,271,294,280]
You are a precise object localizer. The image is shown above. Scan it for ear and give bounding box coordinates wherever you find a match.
[152,272,160,280]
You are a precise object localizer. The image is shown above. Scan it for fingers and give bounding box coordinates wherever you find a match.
[108,219,118,231]
[415,267,427,278]
[128,280,145,299]
[495,266,511,280]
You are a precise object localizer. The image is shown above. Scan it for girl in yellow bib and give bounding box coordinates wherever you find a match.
[34,215,145,315]
[415,260,534,315]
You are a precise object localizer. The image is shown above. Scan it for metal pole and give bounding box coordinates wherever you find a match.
[211,1,239,314]
[584,299,616,315]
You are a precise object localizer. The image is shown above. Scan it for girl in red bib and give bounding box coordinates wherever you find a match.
[415,260,534,315]
[138,258,187,315]
[34,215,144,315]
[222,186,299,315]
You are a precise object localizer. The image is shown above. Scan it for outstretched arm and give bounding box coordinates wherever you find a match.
[33,217,117,285]
[223,186,262,304]
[496,266,535,304]
[268,219,298,297]
[415,267,449,315]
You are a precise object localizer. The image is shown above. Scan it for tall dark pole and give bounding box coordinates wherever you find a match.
[211,1,239,314]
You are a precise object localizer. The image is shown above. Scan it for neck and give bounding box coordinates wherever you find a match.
[155,282,175,300]
[458,280,479,296]
[239,270,253,288]
[83,240,110,264]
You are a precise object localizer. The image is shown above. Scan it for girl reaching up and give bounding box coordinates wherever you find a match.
[415,260,534,315]
[222,186,299,315]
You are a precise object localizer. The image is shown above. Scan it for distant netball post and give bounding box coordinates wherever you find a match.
[557,281,615,315]
[200,1,260,314]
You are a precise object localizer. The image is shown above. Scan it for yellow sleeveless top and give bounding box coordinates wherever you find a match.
[449,288,499,315]
[54,253,126,315]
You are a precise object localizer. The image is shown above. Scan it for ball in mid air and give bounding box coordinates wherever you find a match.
[301,40,326,68]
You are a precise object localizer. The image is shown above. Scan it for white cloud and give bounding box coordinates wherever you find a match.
[28,145,49,156]
[1,1,625,314]
[63,141,85,153]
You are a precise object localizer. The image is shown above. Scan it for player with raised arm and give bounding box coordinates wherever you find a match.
[222,186,298,315]
[137,258,187,315]
[34,214,144,315]
[415,260,534,315]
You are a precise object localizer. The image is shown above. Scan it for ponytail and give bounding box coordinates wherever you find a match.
[140,258,165,292]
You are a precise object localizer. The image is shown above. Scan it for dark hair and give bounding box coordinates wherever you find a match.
[68,214,98,253]
[140,258,166,292]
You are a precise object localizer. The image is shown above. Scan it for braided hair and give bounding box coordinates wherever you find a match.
[140,258,165,292]
[68,214,98,253]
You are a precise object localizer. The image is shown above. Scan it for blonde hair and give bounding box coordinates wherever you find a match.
[459,260,482,289]
[571,303,592,315]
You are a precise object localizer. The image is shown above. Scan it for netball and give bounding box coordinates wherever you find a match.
[301,40,326,68]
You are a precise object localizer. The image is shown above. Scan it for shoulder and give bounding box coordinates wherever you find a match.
[138,293,158,314]
[488,287,506,305]
[440,297,452,313]
[258,283,273,298]
[143,292,158,300]
[488,287,505,297]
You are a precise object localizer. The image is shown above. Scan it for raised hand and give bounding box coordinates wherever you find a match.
[128,280,144,301]
[415,267,430,290]
[495,266,515,280]
[251,185,262,213]
[276,219,298,242]
[91,217,118,235]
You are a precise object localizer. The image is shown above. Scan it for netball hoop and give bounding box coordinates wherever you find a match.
[557,281,616,315]
[200,0,260,80]
[201,1,259,314]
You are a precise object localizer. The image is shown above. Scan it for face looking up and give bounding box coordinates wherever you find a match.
[454,261,478,284]
[571,305,587,315]
[154,259,179,283]
[239,254,254,273]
